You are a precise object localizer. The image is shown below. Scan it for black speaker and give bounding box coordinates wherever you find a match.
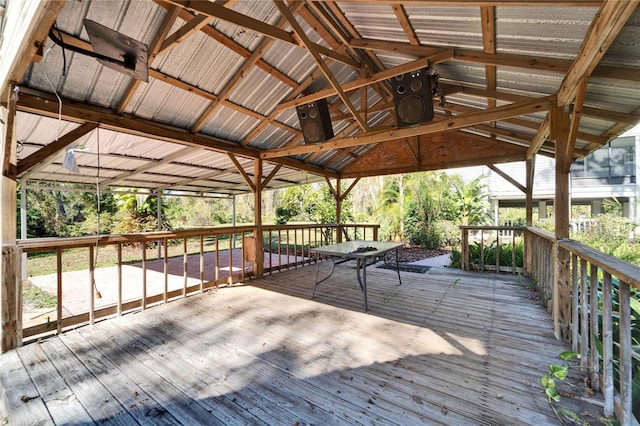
[391,69,434,127]
[296,99,334,144]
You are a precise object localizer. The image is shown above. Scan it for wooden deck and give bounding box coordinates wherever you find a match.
[1,262,605,425]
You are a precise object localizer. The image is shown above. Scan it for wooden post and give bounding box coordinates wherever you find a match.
[336,178,342,243]
[524,157,535,276]
[552,106,572,341]
[253,158,264,278]
[1,83,22,352]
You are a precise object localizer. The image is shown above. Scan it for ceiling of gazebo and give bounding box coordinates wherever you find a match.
[5,0,640,197]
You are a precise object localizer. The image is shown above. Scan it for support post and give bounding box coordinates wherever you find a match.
[552,106,572,341]
[336,178,342,243]
[525,156,535,276]
[1,83,21,352]
[20,177,27,281]
[157,192,163,260]
[253,159,264,278]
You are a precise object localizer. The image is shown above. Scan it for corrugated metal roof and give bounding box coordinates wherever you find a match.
[5,0,640,198]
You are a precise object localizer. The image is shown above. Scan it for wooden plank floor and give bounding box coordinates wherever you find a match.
[2,262,605,425]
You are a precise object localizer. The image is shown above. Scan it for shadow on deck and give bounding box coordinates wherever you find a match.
[3,260,607,425]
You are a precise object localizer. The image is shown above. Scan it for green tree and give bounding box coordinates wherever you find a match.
[450,176,491,226]
[274,183,353,225]
[375,175,407,241]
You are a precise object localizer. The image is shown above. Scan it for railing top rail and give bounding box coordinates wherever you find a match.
[17,226,257,252]
[558,238,640,289]
[261,223,379,231]
[525,226,556,242]
[17,223,382,252]
[460,225,526,231]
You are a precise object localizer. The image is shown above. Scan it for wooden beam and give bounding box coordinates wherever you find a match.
[164,0,358,67]
[557,0,639,106]
[1,82,21,352]
[526,115,550,159]
[274,1,368,131]
[563,78,588,170]
[340,177,361,201]
[166,7,298,88]
[16,89,258,157]
[487,164,526,193]
[1,0,64,96]
[392,4,420,45]
[17,122,98,175]
[157,14,213,55]
[276,49,453,112]
[100,146,199,187]
[228,153,256,192]
[117,6,180,114]
[350,39,640,82]
[261,164,282,189]
[335,1,604,6]
[480,6,497,122]
[2,85,17,179]
[263,95,556,159]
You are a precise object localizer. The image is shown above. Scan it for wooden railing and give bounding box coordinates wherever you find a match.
[557,239,640,425]
[524,227,556,310]
[17,223,379,343]
[459,225,525,273]
[461,225,640,424]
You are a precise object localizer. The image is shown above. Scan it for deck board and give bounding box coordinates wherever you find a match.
[2,263,605,425]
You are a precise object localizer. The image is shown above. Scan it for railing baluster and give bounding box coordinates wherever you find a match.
[142,242,147,310]
[619,280,632,426]
[571,254,579,352]
[228,232,233,285]
[589,263,599,392]
[163,237,168,304]
[183,237,188,298]
[579,258,588,367]
[200,235,204,293]
[117,243,122,316]
[56,247,62,335]
[89,245,95,325]
[215,235,220,283]
[602,271,614,417]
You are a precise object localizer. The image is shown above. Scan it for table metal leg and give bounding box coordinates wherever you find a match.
[395,247,402,285]
[312,256,336,299]
[355,257,368,311]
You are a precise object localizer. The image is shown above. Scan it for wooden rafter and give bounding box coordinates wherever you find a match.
[392,4,420,45]
[157,14,213,56]
[276,50,453,112]
[116,6,180,114]
[17,122,98,175]
[228,153,256,192]
[350,39,640,83]
[164,0,359,67]
[100,146,199,187]
[480,5,497,121]
[487,164,526,193]
[274,0,368,131]
[556,0,639,106]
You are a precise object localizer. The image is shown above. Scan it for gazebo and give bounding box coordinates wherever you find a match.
[2,1,640,424]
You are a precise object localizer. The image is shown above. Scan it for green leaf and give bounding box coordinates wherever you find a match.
[559,351,580,362]
[548,364,568,380]
[540,374,555,390]
[545,386,561,402]
[556,408,589,426]
[630,297,640,317]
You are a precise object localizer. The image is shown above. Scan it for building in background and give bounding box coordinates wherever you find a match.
[450,124,640,225]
